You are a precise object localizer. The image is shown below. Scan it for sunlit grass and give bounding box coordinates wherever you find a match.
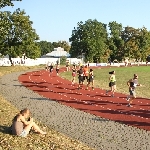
[0,65,94,150]
[60,66,150,99]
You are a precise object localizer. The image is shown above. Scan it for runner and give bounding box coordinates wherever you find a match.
[83,65,89,84]
[77,66,84,90]
[66,61,70,71]
[45,63,48,71]
[49,62,54,76]
[86,69,94,90]
[87,61,90,67]
[126,74,142,107]
[106,71,116,97]
[56,63,60,76]
[71,65,77,84]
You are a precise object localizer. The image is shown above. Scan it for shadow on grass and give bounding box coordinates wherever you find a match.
[0,125,12,135]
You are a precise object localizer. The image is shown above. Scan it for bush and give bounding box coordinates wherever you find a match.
[60,56,67,65]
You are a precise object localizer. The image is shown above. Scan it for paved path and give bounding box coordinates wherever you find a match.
[0,69,150,150]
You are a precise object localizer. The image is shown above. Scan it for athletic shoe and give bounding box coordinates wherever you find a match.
[127,104,132,107]
[111,94,114,97]
[106,90,108,95]
[92,87,94,90]
[126,96,130,101]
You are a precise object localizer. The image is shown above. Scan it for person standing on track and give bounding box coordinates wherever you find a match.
[56,63,60,76]
[126,74,142,107]
[77,66,84,90]
[106,71,116,97]
[71,65,77,84]
[86,69,94,90]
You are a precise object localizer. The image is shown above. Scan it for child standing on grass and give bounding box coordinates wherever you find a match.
[106,71,116,97]
[126,74,142,107]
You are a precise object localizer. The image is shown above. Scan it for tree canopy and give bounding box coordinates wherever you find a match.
[0,9,41,62]
[70,20,150,62]
[0,0,22,8]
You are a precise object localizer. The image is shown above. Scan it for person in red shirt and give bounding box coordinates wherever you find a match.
[83,65,89,84]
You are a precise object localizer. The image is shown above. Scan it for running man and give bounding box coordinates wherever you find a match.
[49,62,54,76]
[86,69,94,90]
[126,74,142,107]
[106,71,116,97]
[71,65,77,84]
[66,61,70,71]
[56,63,60,76]
[83,65,89,84]
[77,66,84,90]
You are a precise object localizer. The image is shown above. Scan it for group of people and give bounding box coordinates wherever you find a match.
[11,64,143,138]
[70,63,94,90]
[70,63,142,108]
[45,62,60,76]
[106,71,142,107]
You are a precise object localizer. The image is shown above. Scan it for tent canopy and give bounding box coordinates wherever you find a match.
[44,47,70,58]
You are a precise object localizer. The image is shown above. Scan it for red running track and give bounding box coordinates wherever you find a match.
[18,67,150,131]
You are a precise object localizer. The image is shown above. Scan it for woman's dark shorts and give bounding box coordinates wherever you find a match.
[109,81,116,87]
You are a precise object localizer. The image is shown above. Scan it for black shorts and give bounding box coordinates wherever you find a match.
[88,77,94,83]
[109,81,116,87]
[83,76,88,81]
[129,88,136,96]
[78,76,84,84]
[56,69,59,73]
[49,68,53,72]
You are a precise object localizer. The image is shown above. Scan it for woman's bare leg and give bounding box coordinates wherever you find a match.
[24,122,46,134]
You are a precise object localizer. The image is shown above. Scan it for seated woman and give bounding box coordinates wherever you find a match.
[11,108,46,137]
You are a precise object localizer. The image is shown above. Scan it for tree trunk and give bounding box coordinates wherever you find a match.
[9,55,13,66]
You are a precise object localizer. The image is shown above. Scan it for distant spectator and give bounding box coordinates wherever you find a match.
[11,108,46,137]
[124,58,129,67]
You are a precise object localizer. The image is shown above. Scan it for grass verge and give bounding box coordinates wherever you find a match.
[0,65,94,150]
[60,66,150,99]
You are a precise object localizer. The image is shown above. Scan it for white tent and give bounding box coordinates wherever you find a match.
[42,47,70,58]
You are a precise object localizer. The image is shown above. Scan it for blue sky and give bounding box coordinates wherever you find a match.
[2,0,150,43]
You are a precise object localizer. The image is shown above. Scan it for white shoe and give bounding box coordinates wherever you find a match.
[126,97,130,101]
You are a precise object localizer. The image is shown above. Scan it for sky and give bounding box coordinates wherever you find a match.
[1,0,150,43]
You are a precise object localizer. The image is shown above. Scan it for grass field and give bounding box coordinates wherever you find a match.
[60,66,150,99]
[0,66,94,150]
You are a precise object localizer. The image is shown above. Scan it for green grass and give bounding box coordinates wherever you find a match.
[0,65,94,150]
[60,66,150,99]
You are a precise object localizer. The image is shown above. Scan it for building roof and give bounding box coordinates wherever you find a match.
[43,47,70,58]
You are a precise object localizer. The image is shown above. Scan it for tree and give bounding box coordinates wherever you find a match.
[0,9,40,64]
[69,19,108,62]
[0,0,22,8]
[108,21,124,61]
[57,40,70,52]
[137,27,150,61]
[37,41,54,56]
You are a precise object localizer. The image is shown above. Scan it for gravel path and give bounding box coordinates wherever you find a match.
[0,70,150,150]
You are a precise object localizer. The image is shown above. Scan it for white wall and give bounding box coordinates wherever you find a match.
[0,57,147,67]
